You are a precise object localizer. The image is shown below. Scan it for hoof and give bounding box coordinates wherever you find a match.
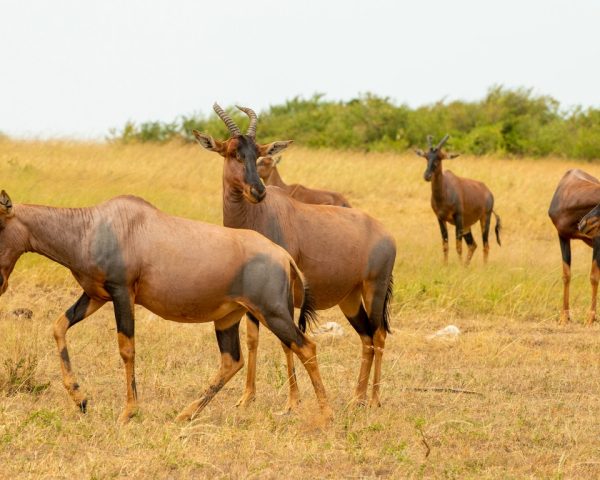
[175,413,191,423]
[235,392,256,408]
[586,311,596,326]
[559,311,570,325]
[352,397,368,408]
[321,406,334,422]
[78,398,88,414]
[118,407,138,425]
[369,398,382,408]
[273,408,294,417]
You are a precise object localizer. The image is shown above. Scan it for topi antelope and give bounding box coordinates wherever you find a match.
[415,135,501,265]
[256,155,352,207]
[0,191,332,423]
[549,169,600,325]
[193,104,396,409]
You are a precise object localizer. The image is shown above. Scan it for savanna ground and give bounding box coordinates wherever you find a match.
[1,138,600,479]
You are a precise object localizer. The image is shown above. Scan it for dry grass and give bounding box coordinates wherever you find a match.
[1,138,600,478]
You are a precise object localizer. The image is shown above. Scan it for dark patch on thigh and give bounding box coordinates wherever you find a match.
[216,322,241,362]
[105,284,134,338]
[228,253,302,347]
[463,232,475,245]
[367,236,397,277]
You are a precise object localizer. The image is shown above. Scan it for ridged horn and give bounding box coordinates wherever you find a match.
[427,135,433,149]
[213,103,241,136]
[236,105,258,138]
[436,134,450,150]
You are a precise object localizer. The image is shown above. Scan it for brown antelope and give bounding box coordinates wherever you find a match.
[193,104,396,409]
[548,169,600,325]
[0,191,332,423]
[415,135,501,265]
[256,155,352,207]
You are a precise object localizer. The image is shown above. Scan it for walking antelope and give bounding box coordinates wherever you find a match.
[0,192,332,423]
[415,135,501,265]
[256,155,352,207]
[549,169,600,325]
[193,104,396,409]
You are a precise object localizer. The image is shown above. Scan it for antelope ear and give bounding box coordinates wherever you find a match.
[0,190,14,218]
[259,140,293,157]
[414,149,426,157]
[192,130,225,154]
[447,153,460,159]
[257,156,272,167]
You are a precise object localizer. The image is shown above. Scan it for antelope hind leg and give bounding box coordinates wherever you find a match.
[176,318,244,422]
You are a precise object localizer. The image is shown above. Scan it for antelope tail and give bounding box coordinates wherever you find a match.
[289,259,318,333]
[493,211,502,246]
[382,274,394,334]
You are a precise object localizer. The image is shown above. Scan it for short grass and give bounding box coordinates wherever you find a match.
[1,137,600,478]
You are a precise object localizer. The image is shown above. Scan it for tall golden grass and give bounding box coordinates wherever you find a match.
[1,138,599,478]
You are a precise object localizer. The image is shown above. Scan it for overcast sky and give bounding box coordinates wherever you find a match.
[1,0,598,139]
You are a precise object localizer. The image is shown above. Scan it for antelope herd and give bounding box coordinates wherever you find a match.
[1,102,599,424]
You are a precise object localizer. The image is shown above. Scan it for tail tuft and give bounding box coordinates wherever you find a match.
[494,211,502,246]
[382,275,394,334]
[298,284,318,333]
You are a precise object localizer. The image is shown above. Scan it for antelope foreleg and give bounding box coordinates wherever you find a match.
[438,219,449,264]
[588,239,600,326]
[559,235,571,324]
[107,285,138,424]
[53,293,105,413]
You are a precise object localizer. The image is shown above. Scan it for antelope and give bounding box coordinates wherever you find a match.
[415,135,501,265]
[193,104,396,409]
[548,169,600,325]
[256,155,352,207]
[0,191,332,423]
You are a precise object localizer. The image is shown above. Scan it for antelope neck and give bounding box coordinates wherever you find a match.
[267,167,287,188]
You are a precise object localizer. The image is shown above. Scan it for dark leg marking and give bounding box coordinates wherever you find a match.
[216,322,241,362]
[559,235,572,324]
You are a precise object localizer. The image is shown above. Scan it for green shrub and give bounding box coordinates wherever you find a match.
[107,86,600,160]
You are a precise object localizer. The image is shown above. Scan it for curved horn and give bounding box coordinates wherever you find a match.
[213,103,241,136]
[436,134,450,150]
[236,105,258,138]
[426,135,433,149]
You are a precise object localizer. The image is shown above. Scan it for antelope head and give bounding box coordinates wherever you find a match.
[193,104,292,204]
[0,190,22,295]
[578,204,600,238]
[415,134,460,182]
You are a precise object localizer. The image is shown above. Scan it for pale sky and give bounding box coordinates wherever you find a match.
[1,0,598,139]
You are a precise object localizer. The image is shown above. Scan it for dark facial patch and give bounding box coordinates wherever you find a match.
[215,322,241,362]
[236,135,266,200]
[424,150,441,180]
